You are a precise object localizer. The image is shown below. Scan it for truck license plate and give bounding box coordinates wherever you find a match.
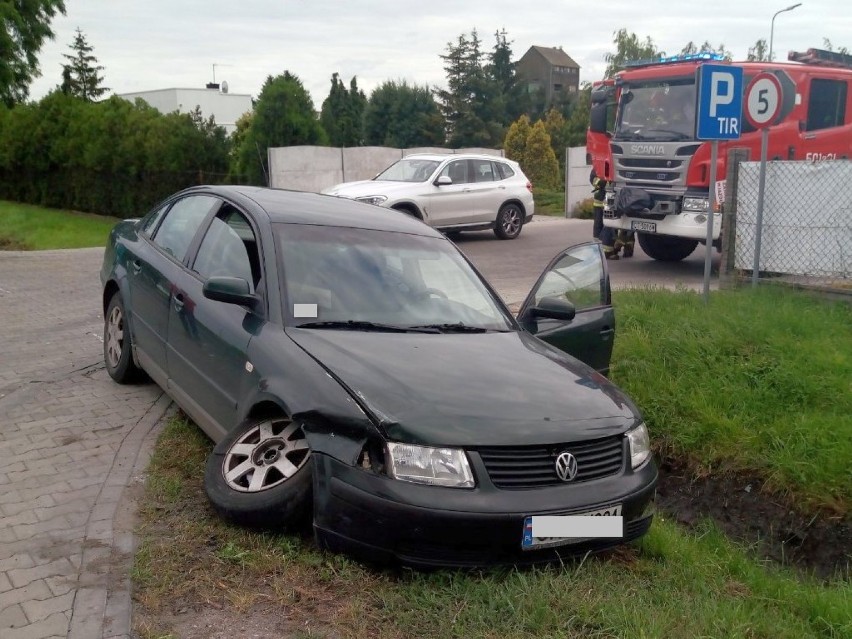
[631,221,656,232]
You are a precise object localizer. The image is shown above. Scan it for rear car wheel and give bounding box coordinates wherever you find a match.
[636,232,698,262]
[204,416,312,528]
[493,203,523,240]
[104,292,145,383]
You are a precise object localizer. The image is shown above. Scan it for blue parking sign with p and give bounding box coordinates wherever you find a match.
[696,64,743,140]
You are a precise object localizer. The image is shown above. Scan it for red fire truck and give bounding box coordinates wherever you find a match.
[587,48,852,261]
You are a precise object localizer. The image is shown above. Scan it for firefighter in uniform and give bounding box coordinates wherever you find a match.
[615,228,635,258]
[590,168,605,240]
[591,169,634,259]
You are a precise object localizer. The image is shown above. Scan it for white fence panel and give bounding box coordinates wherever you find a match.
[735,160,852,279]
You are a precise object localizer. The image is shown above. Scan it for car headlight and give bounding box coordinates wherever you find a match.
[626,423,651,469]
[356,195,388,206]
[682,196,709,212]
[386,442,475,488]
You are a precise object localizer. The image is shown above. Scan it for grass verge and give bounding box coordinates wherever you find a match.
[532,187,565,217]
[134,416,850,639]
[0,200,119,249]
[610,286,851,515]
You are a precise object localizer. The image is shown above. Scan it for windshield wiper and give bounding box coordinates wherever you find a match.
[409,322,496,333]
[296,320,439,333]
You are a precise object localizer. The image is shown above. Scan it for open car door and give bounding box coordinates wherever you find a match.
[517,242,615,375]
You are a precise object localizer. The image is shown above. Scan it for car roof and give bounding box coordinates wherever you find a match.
[402,153,514,163]
[184,185,443,237]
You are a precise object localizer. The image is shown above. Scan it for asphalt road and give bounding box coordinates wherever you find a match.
[454,216,721,305]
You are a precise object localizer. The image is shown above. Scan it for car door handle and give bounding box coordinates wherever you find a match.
[173,294,185,312]
[600,326,614,341]
[130,259,142,274]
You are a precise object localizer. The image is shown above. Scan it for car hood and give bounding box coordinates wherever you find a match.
[288,329,640,447]
[323,180,428,199]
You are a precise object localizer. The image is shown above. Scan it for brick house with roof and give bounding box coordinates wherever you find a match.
[516,45,581,107]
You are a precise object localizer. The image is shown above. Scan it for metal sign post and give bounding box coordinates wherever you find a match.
[696,64,744,303]
[744,73,783,287]
[705,141,718,297]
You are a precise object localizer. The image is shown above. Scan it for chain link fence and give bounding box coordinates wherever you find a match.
[723,159,852,292]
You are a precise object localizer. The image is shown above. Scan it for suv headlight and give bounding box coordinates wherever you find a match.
[682,197,709,212]
[356,195,388,206]
[386,442,475,488]
[626,423,651,469]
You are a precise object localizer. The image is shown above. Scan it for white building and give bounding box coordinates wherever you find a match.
[117,84,252,134]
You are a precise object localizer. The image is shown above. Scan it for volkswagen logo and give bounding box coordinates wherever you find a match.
[555,452,578,482]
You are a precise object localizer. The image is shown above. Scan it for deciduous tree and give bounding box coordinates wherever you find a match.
[0,0,66,106]
[604,29,661,78]
[747,39,769,62]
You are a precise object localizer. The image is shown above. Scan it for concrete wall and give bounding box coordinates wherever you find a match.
[565,146,593,216]
[268,146,503,192]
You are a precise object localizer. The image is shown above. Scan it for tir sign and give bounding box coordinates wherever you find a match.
[696,64,744,140]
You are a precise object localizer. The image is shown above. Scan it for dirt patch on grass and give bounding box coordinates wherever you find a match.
[656,458,850,580]
[0,235,29,250]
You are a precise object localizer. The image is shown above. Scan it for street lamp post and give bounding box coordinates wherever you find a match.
[769,3,802,62]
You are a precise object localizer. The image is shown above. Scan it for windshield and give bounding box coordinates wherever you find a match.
[374,158,441,182]
[615,80,696,141]
[276,225,512,331]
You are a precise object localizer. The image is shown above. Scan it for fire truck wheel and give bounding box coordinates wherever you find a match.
[637,233,698,262]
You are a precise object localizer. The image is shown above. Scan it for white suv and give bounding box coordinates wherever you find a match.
[322,153,535,240]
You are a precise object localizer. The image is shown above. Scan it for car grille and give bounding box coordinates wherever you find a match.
[476,436,625,488]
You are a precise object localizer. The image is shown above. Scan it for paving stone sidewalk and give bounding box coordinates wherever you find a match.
[0,248,169,639]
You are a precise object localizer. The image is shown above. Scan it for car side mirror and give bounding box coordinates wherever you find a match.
[203,276,260,311]
[529,296,576,321]
[435,175,452,186]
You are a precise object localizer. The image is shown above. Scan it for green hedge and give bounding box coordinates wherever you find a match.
[0,92,234,218]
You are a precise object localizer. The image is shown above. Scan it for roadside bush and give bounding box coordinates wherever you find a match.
[572,197,596,219]
[0,92,232,218]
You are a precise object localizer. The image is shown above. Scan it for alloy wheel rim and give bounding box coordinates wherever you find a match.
[223,419,310,492]
[106,305,124,368]
[502,208,521,235]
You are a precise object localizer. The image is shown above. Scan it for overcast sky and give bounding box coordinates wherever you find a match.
[28,1,851,107]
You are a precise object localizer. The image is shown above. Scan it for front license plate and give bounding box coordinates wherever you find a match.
[522,504,623,550]
[631,220,656,233]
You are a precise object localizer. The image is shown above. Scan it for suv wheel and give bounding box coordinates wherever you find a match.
[493,203,523,240]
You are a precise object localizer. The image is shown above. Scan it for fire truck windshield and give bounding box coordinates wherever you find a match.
[615,80,697,141]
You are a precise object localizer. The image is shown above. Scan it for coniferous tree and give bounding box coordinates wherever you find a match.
[503,115,531,166]
[487,29,527,123]
[61,28,109,101]
[235,71,327,185]
[435,30,503,147]
[363,80,444,147]
[320,73,366,147]
[524,120,560,189]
